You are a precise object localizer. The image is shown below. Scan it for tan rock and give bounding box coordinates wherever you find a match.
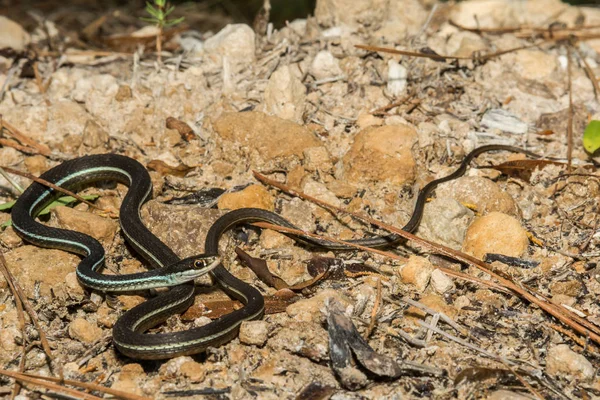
[303,146,333,173]
[112,364,144,396]
[315,0,388,28]
[286,289,351,322]
[430,269,454,294]
[512,50,558,80]
[65,272,85,295]
[342,124,417,185]
[399,256,434,292]
[310,51,343,80]
[213,112,322,161]
[217,184,274,211]
[0,226,23,248]
[97,304,117,328]
[203,24,255,67]
[0,16,30,51]
[260,229,294,249]
[462,212,529,259]
[24,155,49,176]
[180,360,206,382]
[2,246,79,298]
[487,390,533,400]
[302,180,341,208]
[115,85,132,102]
[82,120,110,149]
[550,280,584,297]
[546,344,594,380]
[239,320,269,346]
[264,65,306,123]
[356,113,383,130]
[53,206,118,245]
[326,180,357,199]
[68,318,103,343]
[117,295,146,310]
[406,294,458,320]
[436,176,519,216]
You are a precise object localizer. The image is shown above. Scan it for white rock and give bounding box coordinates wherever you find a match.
[430,269,455,294]
[546,344,595,380]
[310,51,343,80]
[418,197,474,250]
[481,109,528,135]
[204,24,255,67]
[302,179,341,207]
[0,16,30,51]
[264,65,306,123]
[387,61,407,96]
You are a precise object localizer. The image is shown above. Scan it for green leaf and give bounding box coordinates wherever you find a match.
[145,3,161,19]
[0,200,16,211]
[583,120,600,154]
[164,17,184,27]
[164,5,175,16]
[155,0,166,7]
[0,194,99,230]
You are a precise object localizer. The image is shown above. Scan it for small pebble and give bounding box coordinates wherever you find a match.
[546,344,594,380]
[68,318,103,343]
[239,320,269,346]
[430,269,454,294]
[462,212,529,259]
[217,184,274,211]
[399,256,434,292]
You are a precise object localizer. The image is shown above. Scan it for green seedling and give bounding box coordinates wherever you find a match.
[141,0,184,63]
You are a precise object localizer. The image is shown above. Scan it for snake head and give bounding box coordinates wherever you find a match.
[165,254,221,285]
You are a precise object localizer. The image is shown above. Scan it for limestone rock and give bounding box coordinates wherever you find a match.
[406,294,458,320]
[430,269,455,294]
[53,206,118,246]
[462,212,529,259]
[239,320,269,346]
[213,112,322,161]
[204,24,255,67]
[68,318,103,343]
[303,146,333,173]
[180,360,207,382]
[387,61,407,96]
[546,344,594,380]
[82,120,110,149]
[2,246,79,299]
[315,0,388,28]
[310,51,343,80]
[436,176,519,217]
[399,256,434,292]
[24,155,49,176]
[264,65,306,123]
[217,184,274,211]
[418,197,475,250]
[286,289,351,322]
[0,16,30,51]
[342,124,417,185]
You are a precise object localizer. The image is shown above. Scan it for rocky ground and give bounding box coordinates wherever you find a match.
[1,0,600,398]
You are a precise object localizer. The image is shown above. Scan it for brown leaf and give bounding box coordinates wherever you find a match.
[235,247,289,290]
[294,382,336,400]
[181,294,298,320]
[482,159,566,181]
[166,117,195,142]
[146,159,194,177]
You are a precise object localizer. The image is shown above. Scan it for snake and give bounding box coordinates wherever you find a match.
[9,144,539,359]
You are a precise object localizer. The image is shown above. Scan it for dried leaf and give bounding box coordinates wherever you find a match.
[294,382,336,400]
[166,117,195,142]
[454,367,517,386]
[481,159,566,181]
[146,159,194,177]
[235,247,289,289]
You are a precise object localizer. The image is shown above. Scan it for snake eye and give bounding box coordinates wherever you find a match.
[194,259,206,269]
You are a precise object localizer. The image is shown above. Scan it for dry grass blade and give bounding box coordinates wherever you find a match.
[365,278,382,339]
[0,118,51,156]
[572,44,600,100]
[1,166,103,212]
[356,39,552,62]
[0,252,54,362]
[0,251,27,399]
[252,171,600,346]
[567,44,574,171]
[0,369,103,400]
[19,371,151,400]
[0,138,42,155]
